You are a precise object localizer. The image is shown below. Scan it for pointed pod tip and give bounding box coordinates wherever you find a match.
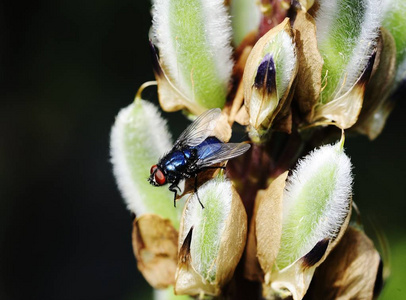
[301,238,330,269]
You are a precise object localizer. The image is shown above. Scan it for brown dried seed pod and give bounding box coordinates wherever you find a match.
[354,28,397,140]
[132,214,179,289]
[255,171,288,276]
[292,10,323,123]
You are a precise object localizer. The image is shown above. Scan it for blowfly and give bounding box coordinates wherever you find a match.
[148,108,250,208]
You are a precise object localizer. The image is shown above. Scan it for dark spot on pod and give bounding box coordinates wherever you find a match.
[373,258,384,298]
[287,0,300,24]
[302,238,330,269]
[254,54,277,95]
[149,41,163,76]
[357,48,376,87]
[179,226,193,266]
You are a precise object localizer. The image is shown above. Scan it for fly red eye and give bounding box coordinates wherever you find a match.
[154,169,166,185]
[150,165,158,175]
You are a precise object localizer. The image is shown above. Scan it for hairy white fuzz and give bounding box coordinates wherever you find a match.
[316,0,383,98]
[110,100,174,217]
[277,141,353,269]
[152,0,233,107]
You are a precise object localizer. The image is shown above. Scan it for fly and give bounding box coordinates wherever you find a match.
[148,108,250,208]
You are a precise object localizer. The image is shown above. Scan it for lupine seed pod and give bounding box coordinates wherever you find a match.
[243,18,298,142]
[152,0,233,114]
[175,177,247,296]
[230,0,261,47]
[111,99,187,288]
[256,135,353,300]
[306,226,383,300]
[383,0,406,89]
[312,0,383,129]
[110,99,183,228]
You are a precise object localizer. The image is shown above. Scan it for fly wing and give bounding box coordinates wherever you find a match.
[173,108,222,148]
[196,143,251,168]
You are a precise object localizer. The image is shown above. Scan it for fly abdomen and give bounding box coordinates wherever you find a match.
[193,136,222,160]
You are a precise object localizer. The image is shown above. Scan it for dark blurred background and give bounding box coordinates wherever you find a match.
[0,1,405,300]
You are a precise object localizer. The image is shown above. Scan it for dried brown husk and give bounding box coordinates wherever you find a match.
[213,111,233,142]
[243,18,298,138]
[244,188,267,282]
[224,40,253,126]
[175,185,247,296]
[150,43,205,116]
[312,50,376,129]
[132,214,179,289]
[255,172,288,275]
[263,205,352,300]
[305,226,382,300]
[292,10,323,122]
[354,28,397,140]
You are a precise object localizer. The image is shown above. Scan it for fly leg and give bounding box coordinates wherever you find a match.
[194,174,205,209]
[192,166,227,209]
[169,183,181,208]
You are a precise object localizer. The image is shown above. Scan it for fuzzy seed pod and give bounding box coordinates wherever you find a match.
[175,177,247,296]
[256,135,353,300]
[312,0,383,129]
[243,18,297,141]
[152,0,234,114]
[110,99,184,227]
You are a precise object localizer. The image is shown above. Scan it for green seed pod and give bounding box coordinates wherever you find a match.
[230,0,261,47]
[111,98,187,289]
[152,0,233,114]
[175,177,247,296]
[110,99,183,227]
[256,135,353,300]
[383,0,406,88]
[312,0,383,129]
